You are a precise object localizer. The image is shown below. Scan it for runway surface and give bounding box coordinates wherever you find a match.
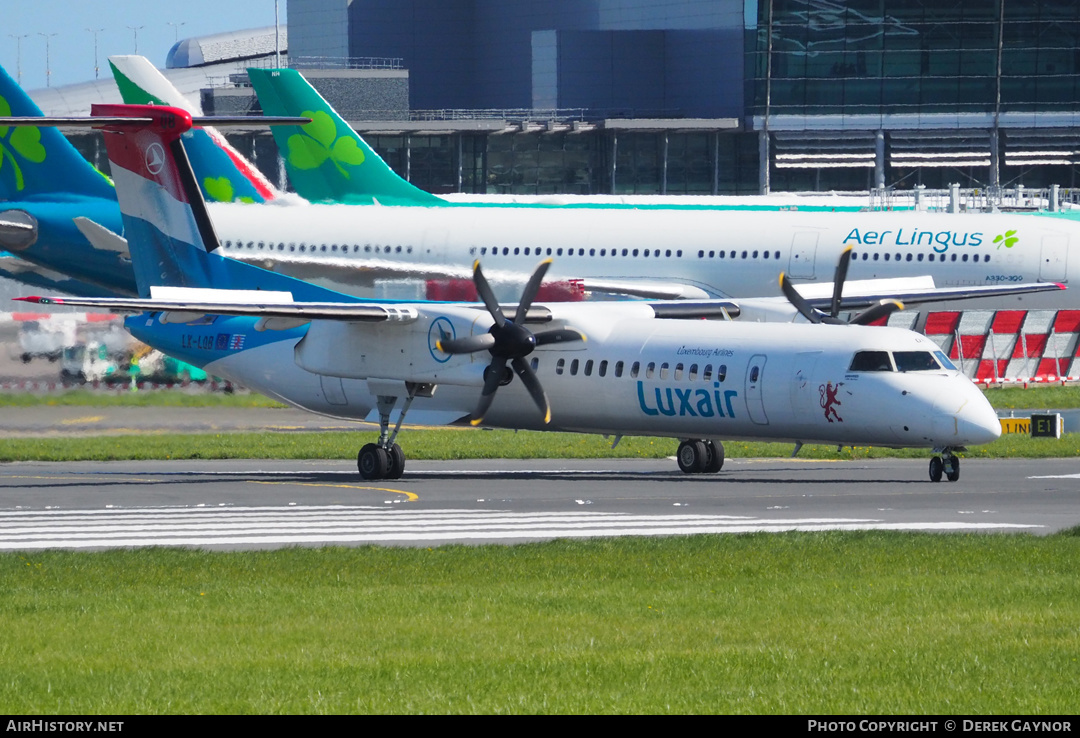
[1,457,1077,550]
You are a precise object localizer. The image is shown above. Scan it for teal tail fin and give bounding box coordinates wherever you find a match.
[0,64,116,202]
[247,67,444,206]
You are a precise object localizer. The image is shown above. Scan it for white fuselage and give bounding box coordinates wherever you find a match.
[162,302,1000,450]
[209,204,1080,309]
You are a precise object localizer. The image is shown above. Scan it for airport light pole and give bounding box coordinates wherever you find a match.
[275,0,282,67]
[167,22,185,43]
[7,34,29,85]
[127,25,145,54]
[86,28,105,79]
[38,32,58,87]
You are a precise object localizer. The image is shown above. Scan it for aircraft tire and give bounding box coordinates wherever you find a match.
[929,456,943,483]
[386,444,406,480]
[702,441,724,473]
[945,455,960,482]
[677,440,708,474]
[358,443,390,480]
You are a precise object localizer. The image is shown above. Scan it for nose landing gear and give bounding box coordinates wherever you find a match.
[929,450,960,482]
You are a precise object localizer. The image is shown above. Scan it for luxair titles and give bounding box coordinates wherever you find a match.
[843,228,984,253]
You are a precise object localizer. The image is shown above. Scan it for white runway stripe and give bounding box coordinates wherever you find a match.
[0,505,1043,551]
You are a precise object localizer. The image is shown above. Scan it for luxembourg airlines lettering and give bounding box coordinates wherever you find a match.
[843,228,984,253]
[637,381,738,418]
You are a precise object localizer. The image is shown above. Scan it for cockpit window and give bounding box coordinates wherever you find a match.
[934,351,957,371]
[849,350,893,372]
[893,351,941,372]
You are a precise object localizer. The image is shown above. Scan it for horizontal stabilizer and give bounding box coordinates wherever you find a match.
[14,295,418,323]
[73,217,130,258]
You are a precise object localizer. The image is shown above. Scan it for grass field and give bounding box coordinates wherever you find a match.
[1,426,1079,462]
[2,389,1079,714]
[2,532,1077,714]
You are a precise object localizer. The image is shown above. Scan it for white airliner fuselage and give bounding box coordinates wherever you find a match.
[138,301,999,454]
[207,204,1078,308]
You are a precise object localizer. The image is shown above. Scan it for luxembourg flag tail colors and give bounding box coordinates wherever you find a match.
[92,103,353,303]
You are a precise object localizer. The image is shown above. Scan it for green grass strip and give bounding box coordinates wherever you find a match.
[1,531,1078,714]
[1,428,1079,462]
[0,389,285,408]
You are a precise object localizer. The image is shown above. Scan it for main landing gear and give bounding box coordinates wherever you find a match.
[356,382,434,481]
[928,449,961,483]
[677,439,725,474]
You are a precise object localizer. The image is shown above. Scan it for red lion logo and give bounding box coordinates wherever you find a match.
[819,381,843,423]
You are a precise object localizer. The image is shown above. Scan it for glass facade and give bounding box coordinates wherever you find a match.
[487,133,603,195]
[750,0,1080,117]
[365,131,759,197]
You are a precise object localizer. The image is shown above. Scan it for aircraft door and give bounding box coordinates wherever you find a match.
[788,232,818,279]
[791,351,822,420]
[1040,236,1068,282]
[745,354,769,425]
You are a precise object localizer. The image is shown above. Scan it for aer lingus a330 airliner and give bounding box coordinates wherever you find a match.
[11,105,1002,483]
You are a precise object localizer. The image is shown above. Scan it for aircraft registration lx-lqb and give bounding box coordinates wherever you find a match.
[10,105,1002,483]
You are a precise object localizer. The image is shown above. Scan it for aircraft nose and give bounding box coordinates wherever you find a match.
[955,401,1002,446]
[952,383,1002,446]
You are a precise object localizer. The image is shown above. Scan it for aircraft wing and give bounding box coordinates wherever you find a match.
[578,278,712,300]
[802,279,1065,310]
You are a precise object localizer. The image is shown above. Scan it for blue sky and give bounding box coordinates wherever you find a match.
[4,0,284,91]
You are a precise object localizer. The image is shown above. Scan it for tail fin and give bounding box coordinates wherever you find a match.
[247,67,444,206]
[0,64,115,202]
[94,103,353,303]
[108,56,280,204]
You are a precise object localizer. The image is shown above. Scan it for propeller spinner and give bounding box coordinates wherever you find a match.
[437,260,586,425]
[779,245,904,326]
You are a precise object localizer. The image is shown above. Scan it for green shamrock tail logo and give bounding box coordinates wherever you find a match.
[285,110,366,179]
[993,230,1019,249]
[203,176,234,203]
[0,94,48,193]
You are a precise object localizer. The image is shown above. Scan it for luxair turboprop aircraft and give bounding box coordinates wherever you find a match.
[0,61,279,297]
[13,105,1002,484]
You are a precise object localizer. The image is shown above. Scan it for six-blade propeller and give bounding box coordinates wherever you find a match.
[779,245,904,326]
[437,259,586,425]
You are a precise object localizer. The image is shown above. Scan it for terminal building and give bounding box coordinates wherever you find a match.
[33,0,1080,198]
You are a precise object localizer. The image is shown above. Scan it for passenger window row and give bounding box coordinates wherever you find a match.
[545,358,730,382]
[698,249,782,260]
[220,241,990,265]
[856,251,990,263]
[221,241,415,255]
[472,246,683,258]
